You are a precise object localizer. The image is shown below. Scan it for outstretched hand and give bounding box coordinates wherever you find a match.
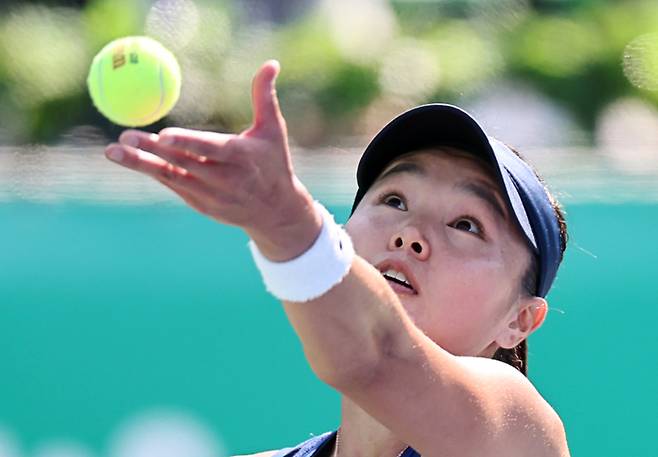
[105,60,322,261]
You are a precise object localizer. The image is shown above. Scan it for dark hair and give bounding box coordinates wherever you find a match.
[492,147,568,376]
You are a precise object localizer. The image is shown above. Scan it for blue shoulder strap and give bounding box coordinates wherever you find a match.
[270,431,335,457]
[271,430,421,457]
[402,447,421,457]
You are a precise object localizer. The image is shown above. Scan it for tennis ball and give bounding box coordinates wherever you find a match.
[87,36,181,127]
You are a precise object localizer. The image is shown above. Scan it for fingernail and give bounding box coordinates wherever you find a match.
[107,146,124,162]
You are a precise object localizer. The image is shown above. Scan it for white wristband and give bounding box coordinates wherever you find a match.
[248,201,355,302]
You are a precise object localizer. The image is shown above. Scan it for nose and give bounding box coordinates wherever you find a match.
[388,225,431,261]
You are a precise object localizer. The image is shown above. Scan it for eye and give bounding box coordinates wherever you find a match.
[382,193,407,210]
[451,216,484,237]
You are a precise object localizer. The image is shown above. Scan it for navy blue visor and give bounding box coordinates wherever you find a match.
[351,104,562,298]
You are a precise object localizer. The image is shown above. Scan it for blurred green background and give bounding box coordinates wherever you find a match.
[0,0,658,145]
[1,0,658,456]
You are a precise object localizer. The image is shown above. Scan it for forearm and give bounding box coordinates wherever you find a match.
[249,198,419,387]
[282,255,418,387]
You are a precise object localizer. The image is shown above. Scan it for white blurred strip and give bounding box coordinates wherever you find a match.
[0,426,21,457]
[32,442,95,457]
[1,145,658,204]
[108,410,224,457]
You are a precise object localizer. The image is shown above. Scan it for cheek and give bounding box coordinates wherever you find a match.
[448,258,512,319]
[345,209,392,257]
[417,258,513,354]
[345,215,370,255]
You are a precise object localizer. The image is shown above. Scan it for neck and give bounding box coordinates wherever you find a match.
[333,396,407,457]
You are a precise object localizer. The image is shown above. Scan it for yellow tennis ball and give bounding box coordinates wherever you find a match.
[87,36,181,127]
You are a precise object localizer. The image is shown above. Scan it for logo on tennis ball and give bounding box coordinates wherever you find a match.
[88,36,181,127]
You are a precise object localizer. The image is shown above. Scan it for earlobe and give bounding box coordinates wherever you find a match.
[495,297,548,349]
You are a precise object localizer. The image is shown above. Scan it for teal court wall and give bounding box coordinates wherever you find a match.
[1,202,656,456]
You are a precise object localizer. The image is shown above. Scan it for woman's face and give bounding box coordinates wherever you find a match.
[345,148,538,357]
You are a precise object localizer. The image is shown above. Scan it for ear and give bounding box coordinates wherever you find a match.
[495,297,548,349]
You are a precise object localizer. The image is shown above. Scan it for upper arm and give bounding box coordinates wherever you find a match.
[464,357,570,457]
[335,329,569,456]
[282,256,569,456]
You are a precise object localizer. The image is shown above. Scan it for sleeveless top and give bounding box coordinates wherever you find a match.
[271,430,420,457]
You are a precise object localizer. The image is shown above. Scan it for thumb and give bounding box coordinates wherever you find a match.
[247,59,286,138]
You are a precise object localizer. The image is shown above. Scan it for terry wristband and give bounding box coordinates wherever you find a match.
[248,201,355,302]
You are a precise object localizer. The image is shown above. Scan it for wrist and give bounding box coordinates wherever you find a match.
[248,201,355,302]
[246,187,322,262]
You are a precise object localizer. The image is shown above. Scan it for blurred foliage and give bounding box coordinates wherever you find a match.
[0,0,656,145]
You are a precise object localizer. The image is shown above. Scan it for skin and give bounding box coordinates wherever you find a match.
[347,148,539,358]
[105,61,570,457]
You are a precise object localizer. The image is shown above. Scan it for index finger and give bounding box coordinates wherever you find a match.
[158,127,238,160]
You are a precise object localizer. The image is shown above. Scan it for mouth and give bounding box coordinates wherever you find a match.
[377,262,418,295]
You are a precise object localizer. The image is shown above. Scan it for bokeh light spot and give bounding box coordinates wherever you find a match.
[518,17,602,77]
[426,22,503,93]
[379,38,440,101]
[0,6,88,107]
[596,97,658,175]
[0,427,21,457]
[109,410,225,457]
[146,0,201,51]
[322,0,397,64]
[468,0,531,32]
[623,33,658,91]
[33,442,95,457]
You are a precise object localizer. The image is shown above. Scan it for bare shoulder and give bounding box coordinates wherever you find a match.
[232,451,280,457]
[458,356,571,457]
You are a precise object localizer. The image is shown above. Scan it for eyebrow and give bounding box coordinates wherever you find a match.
[374,161,509,221]
[376,161,426,183]
[456,180,508,221]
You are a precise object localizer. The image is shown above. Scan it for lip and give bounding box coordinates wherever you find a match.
[375,259,420,295]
